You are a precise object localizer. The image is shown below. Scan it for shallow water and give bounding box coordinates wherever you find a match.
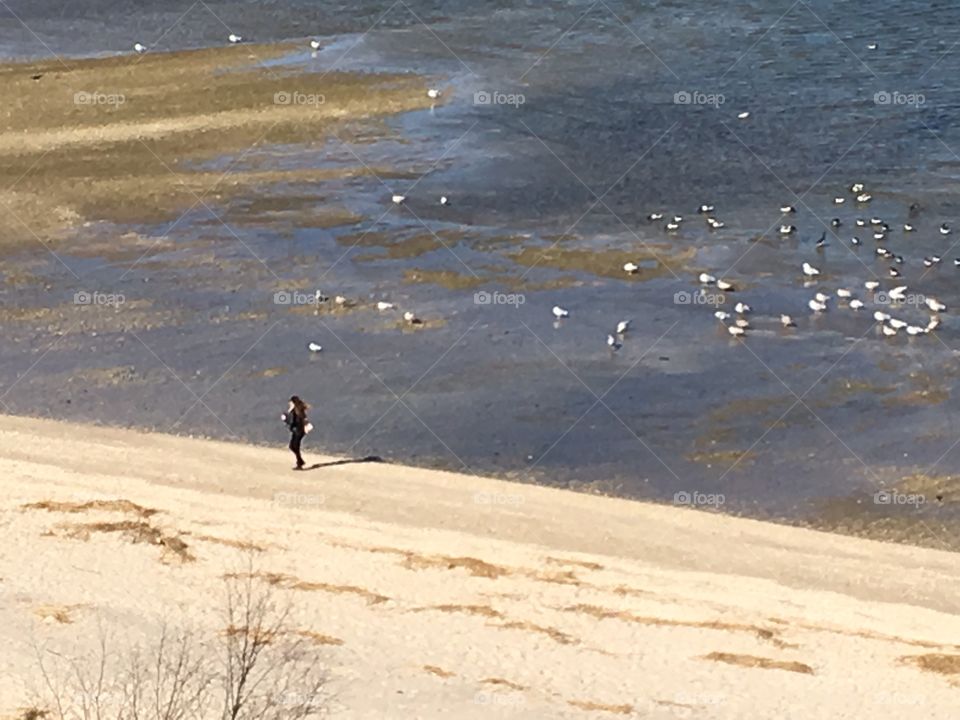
[3,1,960,541]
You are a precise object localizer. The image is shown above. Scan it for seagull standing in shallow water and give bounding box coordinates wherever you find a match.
[308,342,322,353]
[616,320,630,335]
[134,42,146,53]
[802,262,820,277]
[228,33,243,43]
[552,306,569,319]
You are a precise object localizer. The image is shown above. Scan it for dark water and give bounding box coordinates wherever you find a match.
[4,1,960,536]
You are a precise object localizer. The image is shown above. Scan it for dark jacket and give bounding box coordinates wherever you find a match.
[285,407,307,434]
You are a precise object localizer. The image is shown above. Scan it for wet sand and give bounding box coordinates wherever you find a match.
[0,42,435,246]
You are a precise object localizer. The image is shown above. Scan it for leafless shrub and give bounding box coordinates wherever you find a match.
[31,565,327,719]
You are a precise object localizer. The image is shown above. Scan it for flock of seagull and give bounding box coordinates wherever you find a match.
[132,34,324,53]
[646,182,953,340]
[126,35,943,351]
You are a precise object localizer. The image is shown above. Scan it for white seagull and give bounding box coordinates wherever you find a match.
[780,314,796,327]
[440,196,449,205]
[427,88,441,99]
[737,111,751,120]
[134,42,146,54]
[376,301,395,311]
[780,205,796,214]
[616,320,631,334]
[391,194,406,205]
[906,326,925,336]
[607,334,621,350]
[403,311,421,324]
[717,280,734,291]
[780,224,797,235]
[941,224,951,235]
[310,39,321,50]
[836,288,852,298]
[802,262,820,277]
[873,311,891,322]
[882,325,897,336]
[849,299,865,310]
[926,297,947,312]
[228,33,243,43]
[735,318,750,328]
[734,302,751,314]
[552,306,569,319]
[307,342,323,353]
[728,325,746,337]
[850,183,865,193]
[889,318,908,330]
[865,281,880,291]
[698,272,717,284]
[888,286,908,300]
[856,193,873,203]
[714,310,731,321]
[809,298,827,313]
[624,262,639,274]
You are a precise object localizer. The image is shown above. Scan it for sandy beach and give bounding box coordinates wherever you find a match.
[1,413,959,719]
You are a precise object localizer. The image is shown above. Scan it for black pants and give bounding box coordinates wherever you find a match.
[289,429,305,467]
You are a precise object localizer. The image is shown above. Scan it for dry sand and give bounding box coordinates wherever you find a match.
[1,414,959,718]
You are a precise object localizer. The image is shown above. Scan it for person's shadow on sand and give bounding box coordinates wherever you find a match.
[299,455,383,471]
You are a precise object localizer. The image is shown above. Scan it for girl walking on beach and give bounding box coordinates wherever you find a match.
[281,395,312,470]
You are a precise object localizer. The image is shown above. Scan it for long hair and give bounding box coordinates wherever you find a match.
[290,395,309,418]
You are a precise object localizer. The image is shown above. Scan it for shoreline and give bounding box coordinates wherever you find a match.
[2,413,960,717]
